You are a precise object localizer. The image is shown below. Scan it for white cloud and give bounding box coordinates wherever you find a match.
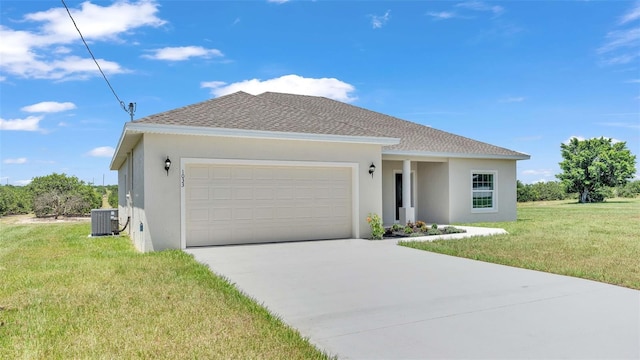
[597,122,640,130]
[598,7,640,67]
[563,135,585,144]
[201,74,357,103]
[21,101,76,113]
[3,158,28,164]
[427,11,459,20]
[23,1,166,43]
[456,1,504,16]
[0,116,43,131]
[515,135,542,142]
[370,10,391,29]
[625,79,640,83]
[598,28,640,54]
[619,1,640,24]
[522,169,553,176]
[143,46,224,61]
[86,146,115,157]
[15,179,33,186]
[563,135,623,145]
[499,96,525,103]
[0,1,165,80]
[267,0,290,3]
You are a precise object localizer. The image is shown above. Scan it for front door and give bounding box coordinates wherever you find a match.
[395,173,402,221]
[395,172,415,222]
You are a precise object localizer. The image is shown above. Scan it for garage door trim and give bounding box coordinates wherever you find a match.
[180,158,360,249]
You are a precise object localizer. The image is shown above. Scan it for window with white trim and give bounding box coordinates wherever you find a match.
[472,172,495,210]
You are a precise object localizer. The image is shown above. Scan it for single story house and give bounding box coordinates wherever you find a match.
[110,91,529,251]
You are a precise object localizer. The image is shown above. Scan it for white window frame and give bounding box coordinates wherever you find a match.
[471,171,498,213]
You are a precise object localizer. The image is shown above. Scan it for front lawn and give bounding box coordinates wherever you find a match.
[400,198,640,290]
[0,222,330,359]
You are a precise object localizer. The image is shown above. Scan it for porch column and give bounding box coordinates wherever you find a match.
[400,159,415,224]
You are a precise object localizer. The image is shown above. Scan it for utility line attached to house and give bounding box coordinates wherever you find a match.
[61,0,136,121]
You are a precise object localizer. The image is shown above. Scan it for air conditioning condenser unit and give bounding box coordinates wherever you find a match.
[91,209,119,236]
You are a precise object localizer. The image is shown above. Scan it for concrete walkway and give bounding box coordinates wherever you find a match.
[186,231,640,359]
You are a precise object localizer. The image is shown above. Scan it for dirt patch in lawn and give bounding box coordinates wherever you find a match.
[0,214,91,225]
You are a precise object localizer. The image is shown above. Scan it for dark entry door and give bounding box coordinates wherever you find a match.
[395,173,402,221]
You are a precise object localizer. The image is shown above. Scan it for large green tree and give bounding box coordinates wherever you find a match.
[28,173,101,218]
[557,137,636,203]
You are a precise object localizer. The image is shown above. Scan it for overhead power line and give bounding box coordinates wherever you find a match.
[61,0,136,121]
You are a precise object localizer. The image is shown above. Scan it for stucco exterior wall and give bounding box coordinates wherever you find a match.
[117,140,149,251]
[448,158,518,223]
[137,133,383,251]
[417,162,450,224]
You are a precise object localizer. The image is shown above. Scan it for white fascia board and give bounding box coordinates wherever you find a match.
[109,123,130,170]
[124,122,401,146]
[382,150,531,160]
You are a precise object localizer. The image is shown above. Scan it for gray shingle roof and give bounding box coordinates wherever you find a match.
[134,91,382,137]
[259,92,527,157]
[133,91,528,158]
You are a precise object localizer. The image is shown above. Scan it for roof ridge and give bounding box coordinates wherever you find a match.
[257,92,390,138]
[133,91,255,123]
[252,92,386,137]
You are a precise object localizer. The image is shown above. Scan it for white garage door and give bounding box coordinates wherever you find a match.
[185,163,353,246]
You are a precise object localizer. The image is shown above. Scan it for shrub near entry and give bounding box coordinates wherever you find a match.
[367,213,385,240]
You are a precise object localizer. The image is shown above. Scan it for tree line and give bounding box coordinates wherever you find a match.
[517,180,640,203]
[0,173,118,217]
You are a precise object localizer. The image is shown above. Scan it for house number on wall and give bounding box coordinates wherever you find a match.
[181,169,185,187]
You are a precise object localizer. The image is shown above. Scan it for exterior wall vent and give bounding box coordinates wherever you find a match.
[91,209,119,236]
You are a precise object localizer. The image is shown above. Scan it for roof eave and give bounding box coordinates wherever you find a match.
[382,150,531,160]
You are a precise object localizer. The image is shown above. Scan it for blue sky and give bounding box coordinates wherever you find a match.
[1,0,638,186]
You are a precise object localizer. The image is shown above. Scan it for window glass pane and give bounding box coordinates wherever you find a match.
[472,191,493,208]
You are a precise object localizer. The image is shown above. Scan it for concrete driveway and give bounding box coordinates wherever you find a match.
[186,239,640,359]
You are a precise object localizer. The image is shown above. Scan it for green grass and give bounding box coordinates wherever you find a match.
[0,222,330,359]
[400,198,640,290]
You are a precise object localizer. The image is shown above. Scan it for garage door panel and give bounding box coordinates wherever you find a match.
[233,207,254,221]
[186,163,352,246]
[188,186,209,200]
[234,187,254,199]
[189,209,209,222]
[211,187,231,200]
[211,208,232,221]
[276,187,294,199]
[254,187,274,200]
[189,166,210,179]
[233,167,253,179]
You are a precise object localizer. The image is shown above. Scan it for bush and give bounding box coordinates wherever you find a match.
[442,226,466,234]
[29,173,100,218]
[517,181,569,202]
[617,180,640,198]
[404,226,414,234]
[366,213,385,240]
[107,186,118,208]
[0,185,32,216]
[426,228,442,236]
